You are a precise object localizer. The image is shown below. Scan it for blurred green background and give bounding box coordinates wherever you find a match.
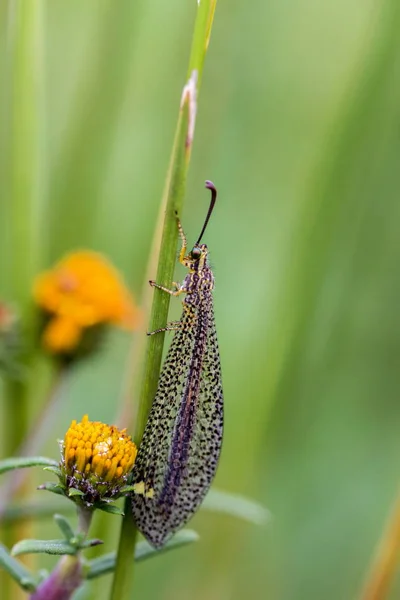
[2,0,400,598]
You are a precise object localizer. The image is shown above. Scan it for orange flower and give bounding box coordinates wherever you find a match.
[34,251,139,354]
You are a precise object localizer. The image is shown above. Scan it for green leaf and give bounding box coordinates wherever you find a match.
[0,456,58,475]
[54,513,75,541]
[68,488,85,497]
[85,552,117,580]
[12,538,76,557]
[38,482,66,496]
[86,529,199,579]
[96,503,124,516]
[202,489,270,526]
[0,543,37,591]
[134,529,200,561]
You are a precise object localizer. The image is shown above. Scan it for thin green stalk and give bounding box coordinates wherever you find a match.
[110,2,218,599]
[1,4,45,597]
[77,507,94,537]
[3,0,46,453]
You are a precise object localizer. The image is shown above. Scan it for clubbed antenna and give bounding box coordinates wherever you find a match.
[196,180,217,245]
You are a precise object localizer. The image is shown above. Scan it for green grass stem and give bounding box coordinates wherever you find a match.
[1,3,46,595]
[110,2,218,599]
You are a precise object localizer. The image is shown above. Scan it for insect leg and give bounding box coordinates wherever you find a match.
[149,280,184,296]
[147,320,182,336]
[146,300,192,336]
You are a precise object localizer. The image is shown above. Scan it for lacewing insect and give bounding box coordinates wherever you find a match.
[131,180,223,547]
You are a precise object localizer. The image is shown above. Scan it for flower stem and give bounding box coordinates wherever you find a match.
[77,506,93,537]
[360,486,400,600]
[110,2,218,599]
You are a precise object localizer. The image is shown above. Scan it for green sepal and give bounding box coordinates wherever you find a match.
[119,485,136,494]
[68,488,85,498]
[54,513,75,541]
[0,543,37,591]
[96,503,124,516]
[12,538,76,557]
[0,456,58,475]
[86,529,199,579]
[43,465,62,477]
[202,488,270,526]
[38,482,66,496]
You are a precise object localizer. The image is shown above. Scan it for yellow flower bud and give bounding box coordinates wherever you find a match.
[60,415,137,507]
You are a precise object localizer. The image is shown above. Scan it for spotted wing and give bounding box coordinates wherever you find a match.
[131,300,223,547]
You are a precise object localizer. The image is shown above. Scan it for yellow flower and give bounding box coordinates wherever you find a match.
[60,415,137,507]
[34,251,139,354]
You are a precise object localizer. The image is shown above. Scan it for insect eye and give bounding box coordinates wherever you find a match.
[191,247,202,260]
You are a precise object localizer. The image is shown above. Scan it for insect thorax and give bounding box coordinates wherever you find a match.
[182,264,214,308]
